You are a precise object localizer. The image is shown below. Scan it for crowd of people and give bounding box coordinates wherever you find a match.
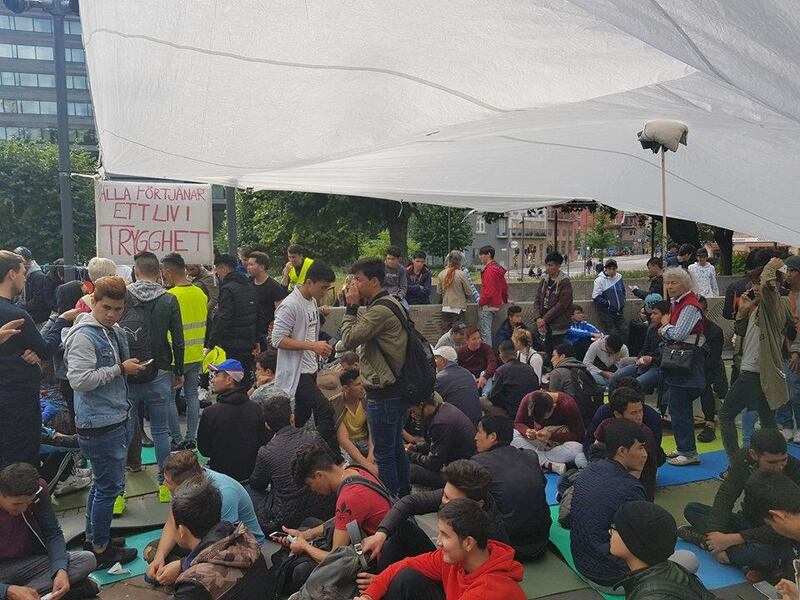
[1,238,800,600]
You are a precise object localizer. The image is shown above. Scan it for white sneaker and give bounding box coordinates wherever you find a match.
[55,475,91,496]
[547,462,567,475]
[72,467,92,479]
[793,430,800,444]
[782,428,795,441]
[667,454,701,466]
[666,450,681,459]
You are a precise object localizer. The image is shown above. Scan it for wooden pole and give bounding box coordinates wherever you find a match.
[661,149,668,298]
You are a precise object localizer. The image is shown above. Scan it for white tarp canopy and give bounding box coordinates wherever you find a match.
[80,0,800,244]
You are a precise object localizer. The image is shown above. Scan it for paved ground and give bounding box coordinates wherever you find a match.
[102,576,167,600]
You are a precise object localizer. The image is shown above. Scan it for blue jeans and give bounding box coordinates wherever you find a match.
[667,385,702,456]
[367,396,410,497]
[777,361,800,430]
[167,362,201,444]
[78,420,131,549]
[612,364,661,394]
[478,308,496,346]
[129,370,173,483]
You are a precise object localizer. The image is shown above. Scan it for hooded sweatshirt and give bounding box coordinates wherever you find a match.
[364,541,527,600]
[480,260,509,310]
[534,271,574,335]
[126,280,185,375]
[592,272,626,316]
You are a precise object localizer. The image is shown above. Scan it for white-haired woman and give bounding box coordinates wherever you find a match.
[437,251,474,332]
[75,257,118,312]
[659,267,706,466]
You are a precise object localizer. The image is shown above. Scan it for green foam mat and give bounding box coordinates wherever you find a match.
[141,447,157,465]
[521,549,590,598]
[88,528,163,585]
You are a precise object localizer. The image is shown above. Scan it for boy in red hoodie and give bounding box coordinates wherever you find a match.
[478,246,509,347]
[356,498,526,600]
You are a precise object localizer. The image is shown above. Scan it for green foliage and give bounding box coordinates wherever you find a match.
[360,230,420,260]
[409,205,473,261]
[731,252,748,275]
[0,140,98,263]
[585,207,618,256]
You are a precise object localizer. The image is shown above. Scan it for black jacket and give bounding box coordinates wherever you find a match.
[209,271,258,355]
[617,560,718,600]
[197,387,268,482]
[487,360,540,416]
[21,267,50,323]
[703,317,724,372]
[434,363,481,424]
[638,323,662,360]
[472,444,551,555]
[632,275,663,301]
[408,402,477,473]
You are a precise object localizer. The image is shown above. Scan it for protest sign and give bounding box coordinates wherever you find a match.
[96,181,213,264]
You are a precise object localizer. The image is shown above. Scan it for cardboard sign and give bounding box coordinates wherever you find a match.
[95,181,213,264]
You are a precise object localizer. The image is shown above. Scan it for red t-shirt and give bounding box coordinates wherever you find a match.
[335,468,391,535]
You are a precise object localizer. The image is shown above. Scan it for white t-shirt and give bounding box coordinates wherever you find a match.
[272,288,320,398]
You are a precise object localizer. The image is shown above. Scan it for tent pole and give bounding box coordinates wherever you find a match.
[661,149,668,298]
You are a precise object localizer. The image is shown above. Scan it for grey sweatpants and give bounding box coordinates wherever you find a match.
[0,551,96,594]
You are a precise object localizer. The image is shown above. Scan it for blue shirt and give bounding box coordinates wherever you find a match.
[205,468,265,544]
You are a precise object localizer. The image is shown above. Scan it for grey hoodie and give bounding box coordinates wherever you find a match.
[549,357,591,398]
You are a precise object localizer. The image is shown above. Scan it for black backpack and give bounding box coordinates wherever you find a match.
[374,298,436,405]
[567,366,603,425]
[118,291,158,384]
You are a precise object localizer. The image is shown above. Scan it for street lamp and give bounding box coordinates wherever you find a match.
[4,0,80,281]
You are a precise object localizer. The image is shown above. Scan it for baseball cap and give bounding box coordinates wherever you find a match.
[432,346,457,363]
[13,246,32,260]
[208,358,244,382]
[784,255,800,272]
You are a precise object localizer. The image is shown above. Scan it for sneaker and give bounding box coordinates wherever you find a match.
[666,450,681,459]
[72,467,93,479]
[62,576,100,599]
[84,536,125,551]
[178,440,196,451]
[667,454,701,466]
[126,464,143,473]
[697,426,716,443]
[54,475,91,497]
[112,495,126,517]
[170,440,182,452]
[159,484,172,503]
[793,430,800,444]
[782,428,794,441]
[677,526,709,550]
[92,544,138,570]
[547,462,567,475]
[141,432,154,448]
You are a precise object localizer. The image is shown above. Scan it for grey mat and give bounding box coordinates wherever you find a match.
[537,590,602,600]
[62,494,170,546]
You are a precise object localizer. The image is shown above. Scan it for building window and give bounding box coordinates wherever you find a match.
[66,74,87,89]
[498,219,507,237]
[0,15,52,33]
[65,48,85,63]
[68,102,92,117]
[0,71,58,88]
[64,20,81,35]
[0,126,95,145]
[475,215,486,234]
[0,43,54,61]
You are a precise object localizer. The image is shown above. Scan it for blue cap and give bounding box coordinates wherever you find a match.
[208,359,244,382]
[644,293,663,311]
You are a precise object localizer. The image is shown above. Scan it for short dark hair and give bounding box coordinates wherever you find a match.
[248,251,269,269]
[571,304,584,314]
[553,342,575,358]
[163,451,203,486]
[498,340,516,356]
[610,387,644,416]
[751,429,788,456]
[479,415,513,446]
[340,368,361,387]
[255,350,277,374]
[605,334,624,353]
[0,463,39,497]
[238,245,253,258]
[351,258,385,285]
[438,498,490,549]
[479,245,495,259]
[678,243,696,257]
[605,259,618,269]
[340,351,359,367]
[744,470,800,523]
[162,252,186,272]
[287,244,306,256]
[172,478,222,540]
[386,246,402,258]
[442,460,492,502]
[0,251,24,283]
[292,443,336,486]
[306,260,335,284]
[134,251,160,277]
[652,300,671,315]
[545,251,564,265]
[506,305,522,316]
[257,393,292,431]
[527,391,554,422]
[411,251,427,260]
[604,419,646,459]
[646,257,663,269]
[214,254,238,271]
[697,248,709,258]
[608,376,644,397]
[465,326,481,339]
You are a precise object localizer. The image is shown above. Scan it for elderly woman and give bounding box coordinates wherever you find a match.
[437,250,474,332]
[658,268,706,466]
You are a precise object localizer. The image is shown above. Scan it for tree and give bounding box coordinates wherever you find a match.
[585,207,617,259]
[410,205,474,261]
[0,140,98,263]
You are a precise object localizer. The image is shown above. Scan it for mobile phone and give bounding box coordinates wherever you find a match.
[41,594,54,600]
[269,531,287,539]
[140,358,154,366]
[753,581,781,599]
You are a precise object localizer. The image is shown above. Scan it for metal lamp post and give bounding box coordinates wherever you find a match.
[4,0,80,280]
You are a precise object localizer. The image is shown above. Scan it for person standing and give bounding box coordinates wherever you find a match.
[697,295,727,443]
[246,251,288,350]
[689,249,719,298]
[592,259,627,342]
[630,257,664,300]
[534,251,574,353]
[162,253,208,450]
[272,260,339,456]
[209,254,258,387]
[281,244,314,291]
[340,258,410,497]
[478,245,508,346]
[405,251,432,305]
[12,246,50,327]
[186,263,218,316]
[436,251,473,333]
[778,255,800,442]
[63,276,144,567]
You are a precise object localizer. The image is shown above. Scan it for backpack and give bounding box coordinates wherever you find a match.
[567,366,603,425]
[118,291,158,384]
[374,298,436,405]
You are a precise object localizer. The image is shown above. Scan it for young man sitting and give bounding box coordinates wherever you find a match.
[435,321,467,352]
[433,346,481,424]
[457,327,497,393]
[355,498,527,600]
[197,359,269,482]
[249,349,282,403]
[0,463,99,600]
[564,305,601,361]
[680,429,800,579]
[145,451,265,587]
[612,501,715,600]
[611,300,668,394]
[171,478,268,600]
[587,377,663,451]
[359,460,509,573]
[407,393,477,488]
[566,419,648,590]
[483,341,540,418]
[330,369,376,474]
[493,305,528,353]
[512,390,585,474]
[473,415,551,560]
[583,334,630,388]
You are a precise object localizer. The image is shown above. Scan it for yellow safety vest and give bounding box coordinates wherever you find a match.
[288,257,314,290]
[168,284,209,365]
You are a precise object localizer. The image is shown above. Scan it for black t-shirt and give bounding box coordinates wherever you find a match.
[252,277,288,337]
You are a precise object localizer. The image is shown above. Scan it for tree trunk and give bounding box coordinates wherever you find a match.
[713,227,734,275]
[387,203,410,259]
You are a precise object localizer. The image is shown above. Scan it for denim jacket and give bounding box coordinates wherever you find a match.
[64,312,130,430]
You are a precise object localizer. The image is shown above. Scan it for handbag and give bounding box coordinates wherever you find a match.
[660,334,701,376]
